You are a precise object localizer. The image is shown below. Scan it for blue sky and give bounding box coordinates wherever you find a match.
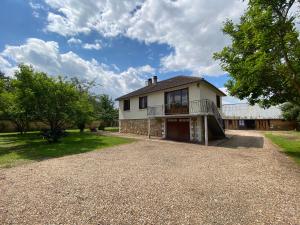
[0,0,247,103]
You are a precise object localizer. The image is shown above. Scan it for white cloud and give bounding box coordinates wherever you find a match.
[82,40,102,50]
[0,38,154,99]
[29,1,48,18]
[67,38,102,50]
[219,87,247,105]
[0,55,15,76]
[67,37,82,45]
[29,2,45,10]
[43,0,247,76]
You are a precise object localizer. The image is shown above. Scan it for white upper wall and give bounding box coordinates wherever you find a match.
[119,82,222,120]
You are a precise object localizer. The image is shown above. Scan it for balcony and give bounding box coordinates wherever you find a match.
[165,103,189,115]
[147,99,223,126]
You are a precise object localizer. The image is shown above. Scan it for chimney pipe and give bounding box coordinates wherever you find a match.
[147,78,152,86]
[153,75,157,85]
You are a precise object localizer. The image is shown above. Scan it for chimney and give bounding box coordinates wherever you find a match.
[147,78,152,86]
[153,75,157,85]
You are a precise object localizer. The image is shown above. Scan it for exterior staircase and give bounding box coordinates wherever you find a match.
[202,100,225,139]
[147,99,226,140]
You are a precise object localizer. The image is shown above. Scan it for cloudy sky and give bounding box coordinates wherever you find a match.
[0,0,248,103]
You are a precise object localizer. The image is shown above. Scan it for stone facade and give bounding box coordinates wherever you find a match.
[150,118,164,137]
[120,119,163,137]
[189,116,204,142]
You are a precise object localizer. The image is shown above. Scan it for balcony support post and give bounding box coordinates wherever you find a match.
[148,118,151,139]
[204,115,208,146]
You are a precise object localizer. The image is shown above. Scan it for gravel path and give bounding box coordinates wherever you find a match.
[0,130,299,224]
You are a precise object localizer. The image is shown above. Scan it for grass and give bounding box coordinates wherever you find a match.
[104,127,119,132]
[265,131,300,165]
[0,130,134,168]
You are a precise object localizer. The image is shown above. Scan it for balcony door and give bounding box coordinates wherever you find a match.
[165,88,189,115]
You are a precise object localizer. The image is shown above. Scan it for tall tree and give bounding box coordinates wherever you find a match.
[0,72,29,134]
[14,65,81,141]
[214,0,300,107]
[71,77,95,132]
[0,91,29,133]
[281,102,300,122]
[93,94,118,128]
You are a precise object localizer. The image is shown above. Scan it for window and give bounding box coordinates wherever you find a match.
[165,88,189,105]
[139,96,147,109]
[216,95,221,108]
[239,120,245,126]
[123,99,130,111]
[165,88,189,114]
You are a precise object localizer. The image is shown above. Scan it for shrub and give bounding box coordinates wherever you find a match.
[41,129,68,143]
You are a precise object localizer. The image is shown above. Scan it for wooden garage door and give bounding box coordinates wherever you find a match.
[166,118,190,141]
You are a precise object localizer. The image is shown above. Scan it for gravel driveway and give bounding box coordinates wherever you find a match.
[0,130,299,225]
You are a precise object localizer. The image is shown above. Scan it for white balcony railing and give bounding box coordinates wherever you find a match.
[147,99,223,128]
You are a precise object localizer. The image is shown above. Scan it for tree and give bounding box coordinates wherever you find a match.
[0,70,5,79]
[0,71,5,96]
[0,71,29,134]
[93,94,118,128]
[214,0,300,107]
[281,102,300,122]
[14,65,81,142]
[0,91,29,133]
[71,77,95,132]
[74,92,94,132]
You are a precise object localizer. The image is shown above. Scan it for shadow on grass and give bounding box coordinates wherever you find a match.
[0,132,133,167]
[284,151,300,163]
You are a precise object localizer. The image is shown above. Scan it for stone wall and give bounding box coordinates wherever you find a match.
[119,119,163,137]
[190,117,202,142]
[150,118,163,137]
[0,120,49,133]
[0,120,103,133]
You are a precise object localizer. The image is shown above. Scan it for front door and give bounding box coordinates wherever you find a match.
[166,118,190,141]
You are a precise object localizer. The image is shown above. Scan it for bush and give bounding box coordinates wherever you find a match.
[98,124,105,130]
[90,127,97,132]
[40,129,68,143]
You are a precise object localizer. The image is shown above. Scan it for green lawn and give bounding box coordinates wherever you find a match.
[104,127,119,132]
[265,131,300,165]
[0,131,134,168]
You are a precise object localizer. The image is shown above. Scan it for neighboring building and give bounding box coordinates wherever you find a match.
[222,103,296,130]
[116,75,226,145]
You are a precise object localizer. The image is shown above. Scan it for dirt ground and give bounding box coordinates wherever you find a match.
[0,130,299,225]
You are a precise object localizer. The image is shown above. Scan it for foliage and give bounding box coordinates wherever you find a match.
[0,71,29,133]
[74,94,94,132]
[0,131,134,168]
[0,73,6,113]
[214,0,300,107]
[13,65,82,141]
[281,102,300,122]
[71,77,95,132]
[0,91,29,133]
[104,127,119,132]
[40,129,68,143]
[92,94,118,127]
[0,65,118,141]
[266,132,300,165]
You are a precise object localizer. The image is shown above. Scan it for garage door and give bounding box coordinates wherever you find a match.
[166,118,190,141]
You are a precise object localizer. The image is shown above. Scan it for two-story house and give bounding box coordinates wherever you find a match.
[116,75,226,145]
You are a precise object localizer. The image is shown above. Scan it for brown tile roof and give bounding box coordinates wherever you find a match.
[115,75,226,101]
